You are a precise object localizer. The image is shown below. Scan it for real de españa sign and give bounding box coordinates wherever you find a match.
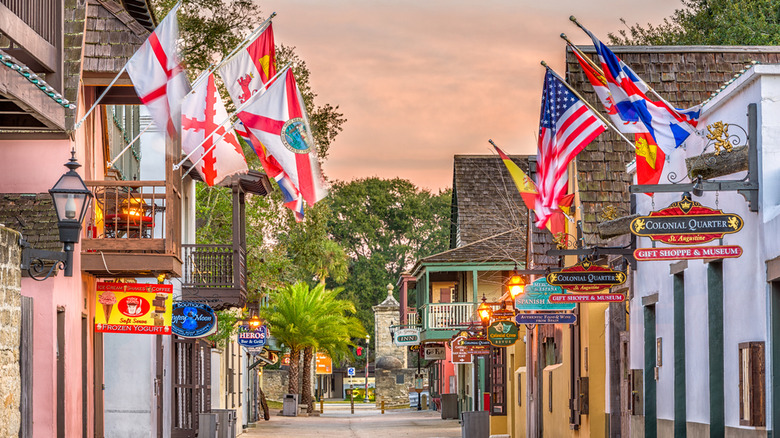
[630,195,743,245]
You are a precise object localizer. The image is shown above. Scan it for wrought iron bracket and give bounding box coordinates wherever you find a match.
[547,246,636,270]
[629,103,759,212]
[20,238,68,280]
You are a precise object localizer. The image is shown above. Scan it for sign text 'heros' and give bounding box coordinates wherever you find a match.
[95,282,172,334]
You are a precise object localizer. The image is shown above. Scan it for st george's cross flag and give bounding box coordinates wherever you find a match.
[232,67,327,205]
[572,50,665,191]
[181,73,248,186]
[218,23,306,220]
[581,28,700,156]
[535,70,606,229]
[126,4,190,137]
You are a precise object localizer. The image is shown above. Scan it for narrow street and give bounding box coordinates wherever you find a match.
[243,403,461,438]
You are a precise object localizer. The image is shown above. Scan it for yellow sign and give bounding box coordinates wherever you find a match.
[95,282,172,335]
[316,352,332,374]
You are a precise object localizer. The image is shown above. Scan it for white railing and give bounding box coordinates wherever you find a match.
[406,312,418,326]
[424,302,476,329]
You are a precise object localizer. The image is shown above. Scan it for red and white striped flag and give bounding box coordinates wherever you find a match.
[535,70,606,229]
[126,4,190,137]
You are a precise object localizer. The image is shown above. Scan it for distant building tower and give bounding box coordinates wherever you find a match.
[373,284,414,407]
[373,284,406,365]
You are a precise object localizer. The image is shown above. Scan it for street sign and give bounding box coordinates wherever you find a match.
[549,293,624,303]
[424,344,446,360]
[393,328,421,346]
[463,338,490,347]
[515,278,576,311]
[630,195,743,245]
[347,367,355,377]
[515,313,577,325]
[237,324,267,348]
[634,245,742,261]
[487,320,519,347]
[450,336,473,364]
[547,260,626,293]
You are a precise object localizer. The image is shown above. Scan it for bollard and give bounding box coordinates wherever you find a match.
[421,394,427,410]
[350,390,354,414]
[381,399,385,414]
[320,397,324,413]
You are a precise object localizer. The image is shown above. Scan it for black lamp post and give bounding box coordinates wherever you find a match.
[21,150,92,279]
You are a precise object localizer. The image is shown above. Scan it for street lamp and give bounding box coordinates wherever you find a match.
[364,334,370,403]
[21,150,93,279]
[477,294,492,328]
[507,270,526,299]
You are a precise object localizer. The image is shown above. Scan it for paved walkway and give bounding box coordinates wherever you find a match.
[242,402,461,438]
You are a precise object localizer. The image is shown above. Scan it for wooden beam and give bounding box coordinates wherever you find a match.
[0,67,65,131]
[81,238,166,252]
[81,252,182,277]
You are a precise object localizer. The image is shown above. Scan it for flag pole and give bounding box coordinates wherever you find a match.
[560,33,604,75]
[568,16,671,106]
[175,63,292,176]
[73,65,126,131]
[106,121,153,169]
[188,13,277,93]
[541,61,635,150]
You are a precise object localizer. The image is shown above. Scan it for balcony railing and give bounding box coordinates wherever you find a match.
[1,0,60,45]
[406,311,418,326]
[181,244,247,309]
[423,302,477,330]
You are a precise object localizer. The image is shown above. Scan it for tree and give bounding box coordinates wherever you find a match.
[609,0,780,45]
[325,178,452,334]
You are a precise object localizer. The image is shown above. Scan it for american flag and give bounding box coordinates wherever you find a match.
[535,70,606,229]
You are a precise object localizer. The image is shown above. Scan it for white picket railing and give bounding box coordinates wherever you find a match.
[424,302,476,329]
[406,312,419,326]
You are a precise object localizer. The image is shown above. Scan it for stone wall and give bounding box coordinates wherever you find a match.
[372,285,406,365]
[262,369,289,402]
[0,227,21,437]
[375,368,415,408]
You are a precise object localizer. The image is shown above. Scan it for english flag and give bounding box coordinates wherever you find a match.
[232,68,327,205]
[181,73,248,186]
[126,4,190,137]
[536,70,606,229]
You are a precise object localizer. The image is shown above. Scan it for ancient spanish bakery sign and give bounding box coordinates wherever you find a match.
[95,282,172,334]
[630,195,743,245]
[546,260,626,293]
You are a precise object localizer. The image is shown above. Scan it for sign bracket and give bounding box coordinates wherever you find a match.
[628,103,759,212]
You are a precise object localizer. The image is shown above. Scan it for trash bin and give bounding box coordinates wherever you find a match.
[198,413,217,438]
[461,410,489,438]
[283,394,299,417]
[440,394,458,419]
[212,409,237,438]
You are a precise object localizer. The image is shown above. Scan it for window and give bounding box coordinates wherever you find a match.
[489,346,507,416]
[738,342,765,427]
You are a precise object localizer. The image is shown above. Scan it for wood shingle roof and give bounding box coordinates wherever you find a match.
[82,0,151,74]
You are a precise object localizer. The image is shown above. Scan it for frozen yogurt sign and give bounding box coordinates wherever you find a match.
[171,302,217,338]
[95,282,172,334]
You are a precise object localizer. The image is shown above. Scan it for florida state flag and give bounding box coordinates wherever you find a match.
[181,73,248,186]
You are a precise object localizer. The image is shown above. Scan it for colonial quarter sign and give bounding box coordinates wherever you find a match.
[546,260,627,293]
[630,195,743,245]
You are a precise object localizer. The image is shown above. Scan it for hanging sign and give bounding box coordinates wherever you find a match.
[463,337,490,355]
[547,260,626,293]
[316,352,333,374]
[450,336,473,364]
[515,278,576,310]
[95,282,172,334]
[171,301,217,338]
[424,343,446,360]
[487,320,519,347]
[393,328,421,346]
[237,324,268,348]
[515,313,577,325]
[634,245,743,261]
[549,293,625,303]
[630,195,743,245]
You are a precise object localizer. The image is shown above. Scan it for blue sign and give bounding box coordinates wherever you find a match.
[171,302,217,338]
[237,324,268,348]
[515,313,577,325]
[347,367,355,377]
[514,278,576,311]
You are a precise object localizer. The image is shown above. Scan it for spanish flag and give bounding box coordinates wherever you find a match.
[635,132,665,192]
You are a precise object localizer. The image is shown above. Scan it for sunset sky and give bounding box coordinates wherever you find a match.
[262,0,684,191]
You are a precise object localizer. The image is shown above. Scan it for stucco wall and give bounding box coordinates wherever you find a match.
[0,227,21,437]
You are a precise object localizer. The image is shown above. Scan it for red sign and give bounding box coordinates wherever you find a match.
[630,195,743,245]
[95,282,172,334]
[550,293,625,303]
[634,245,742,261]
[547,260,626,293]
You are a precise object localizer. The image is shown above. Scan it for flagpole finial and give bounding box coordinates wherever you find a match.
[569,15,577,23]
[560,33,567,39]
[540,60,549,68]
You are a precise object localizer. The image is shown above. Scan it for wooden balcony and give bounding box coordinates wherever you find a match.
[80,180,182,277]
[423,302,477,330]
[180,244,247,310]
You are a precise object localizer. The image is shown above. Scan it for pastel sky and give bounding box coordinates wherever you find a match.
[261,0,684,191]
